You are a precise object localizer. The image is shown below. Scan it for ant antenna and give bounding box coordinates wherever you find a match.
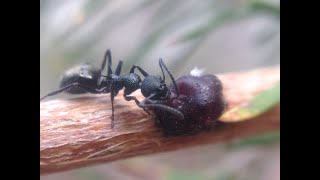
[159,59,180,97]
[159,59,165,83]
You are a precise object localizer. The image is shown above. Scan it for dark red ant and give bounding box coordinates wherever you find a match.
[142,74,227,136]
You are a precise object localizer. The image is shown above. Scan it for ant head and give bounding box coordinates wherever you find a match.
[141,75,168,99]
[140,58,180,100]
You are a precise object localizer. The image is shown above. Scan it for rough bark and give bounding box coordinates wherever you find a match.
[40,66,280,174]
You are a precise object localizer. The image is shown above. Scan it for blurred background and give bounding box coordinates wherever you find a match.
[40,0,280,179]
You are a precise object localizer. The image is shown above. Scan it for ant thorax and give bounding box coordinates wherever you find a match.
[120,73,141,95]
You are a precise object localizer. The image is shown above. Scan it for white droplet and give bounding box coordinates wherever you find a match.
[190,67,205,77]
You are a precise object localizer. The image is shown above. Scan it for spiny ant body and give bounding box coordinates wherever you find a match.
[40,49,182,128]
[40,49,227,135]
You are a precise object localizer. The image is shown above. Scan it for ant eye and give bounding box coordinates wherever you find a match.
[160,84,165,90]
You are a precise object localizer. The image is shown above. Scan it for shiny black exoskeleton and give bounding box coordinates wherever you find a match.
[40,49,183,128]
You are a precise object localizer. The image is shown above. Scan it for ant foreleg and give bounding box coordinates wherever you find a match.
[138,100,185,120]
[124,94,151,115]
[138,99,185,136]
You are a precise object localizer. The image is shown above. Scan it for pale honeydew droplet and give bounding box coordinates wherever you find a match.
[190,67,205,77]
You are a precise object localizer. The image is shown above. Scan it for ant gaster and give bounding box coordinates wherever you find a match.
[40,49,184,128]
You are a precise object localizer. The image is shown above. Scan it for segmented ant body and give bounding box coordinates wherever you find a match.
[40,49,183,128]
[41,49,227,135]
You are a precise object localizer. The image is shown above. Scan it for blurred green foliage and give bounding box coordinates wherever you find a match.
[227,131,280,149]
[40,0,280,180]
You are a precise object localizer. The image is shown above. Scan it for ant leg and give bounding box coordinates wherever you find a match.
[139,101,185,120]
[129,65,149,77]
[106,51,113,77]
[124,92,184,120]
[40,83,105,101]
[98,49,113,86]
[124,94,151,115]
[100,49,122,76]
[99,49,112,76]
[110,82,115,128]
[159,59,180,97]
[123,95,140,105]
[115,60,123,76]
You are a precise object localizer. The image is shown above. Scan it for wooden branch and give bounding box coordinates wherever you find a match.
[40,65,280,175]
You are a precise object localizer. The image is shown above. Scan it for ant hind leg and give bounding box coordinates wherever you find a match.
[40,82,104,101]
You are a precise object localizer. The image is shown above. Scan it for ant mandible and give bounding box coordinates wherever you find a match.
[40,49,184,128]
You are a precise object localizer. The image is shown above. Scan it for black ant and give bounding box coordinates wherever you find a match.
[40,49,184,128]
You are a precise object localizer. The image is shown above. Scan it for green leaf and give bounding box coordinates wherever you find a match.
[221,82,280,122]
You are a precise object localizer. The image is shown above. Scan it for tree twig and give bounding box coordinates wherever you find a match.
[40,65,280,174]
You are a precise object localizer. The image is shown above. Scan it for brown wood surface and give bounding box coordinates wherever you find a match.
[40,66,280,174]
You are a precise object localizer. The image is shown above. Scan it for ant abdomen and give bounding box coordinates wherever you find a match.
[59,63,101,94]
